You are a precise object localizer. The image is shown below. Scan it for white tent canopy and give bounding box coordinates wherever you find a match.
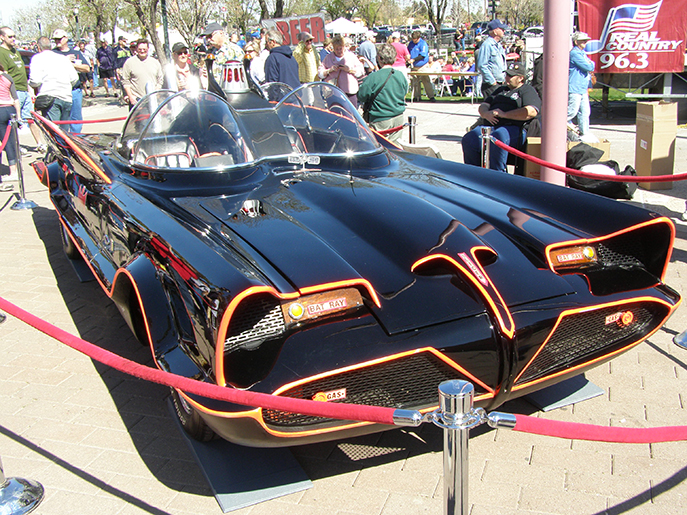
[325,17,367,35]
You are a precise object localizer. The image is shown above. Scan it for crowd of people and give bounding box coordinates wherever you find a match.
[0,19,597,188]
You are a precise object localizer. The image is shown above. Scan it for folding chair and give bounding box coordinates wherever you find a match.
[436,75,452,97]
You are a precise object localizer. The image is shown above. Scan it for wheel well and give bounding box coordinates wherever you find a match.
[111,275,149,346]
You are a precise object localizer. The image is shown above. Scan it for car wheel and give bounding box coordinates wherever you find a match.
[60,223,81,260]
[170,388,216,442]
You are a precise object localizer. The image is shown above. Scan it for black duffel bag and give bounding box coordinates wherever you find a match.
[566,143,638,200]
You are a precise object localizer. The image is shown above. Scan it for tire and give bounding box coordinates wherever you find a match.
[60,223,81,260]
[170,388,216,442]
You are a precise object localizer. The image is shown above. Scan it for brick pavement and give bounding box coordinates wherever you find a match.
[0,96,686,514]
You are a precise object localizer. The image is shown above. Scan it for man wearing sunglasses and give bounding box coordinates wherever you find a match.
[0,26,43,149]
[164,42,205,91]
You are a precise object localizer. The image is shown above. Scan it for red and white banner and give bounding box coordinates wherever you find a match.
[578,0,687,73]
[261,14,326,46]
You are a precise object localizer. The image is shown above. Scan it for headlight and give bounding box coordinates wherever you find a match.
[282,288,364,327]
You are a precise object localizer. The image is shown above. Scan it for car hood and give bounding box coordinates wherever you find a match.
[192,167,577,334]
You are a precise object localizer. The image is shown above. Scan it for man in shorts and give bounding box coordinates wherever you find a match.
[0,25,44,152]
[96,40,116,96]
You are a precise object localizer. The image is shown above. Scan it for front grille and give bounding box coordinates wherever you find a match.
[224,294,285,352]
[515,302,667,386]
[263,351,485,430]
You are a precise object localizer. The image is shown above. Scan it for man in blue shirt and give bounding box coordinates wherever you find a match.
[476,19,507,98]
[407,31,435,102]
[568,31,595,138]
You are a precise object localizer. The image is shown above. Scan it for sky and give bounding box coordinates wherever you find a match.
[0,0,40,28]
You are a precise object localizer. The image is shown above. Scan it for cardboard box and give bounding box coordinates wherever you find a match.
[524,137,611,181]
[635,101,676,190]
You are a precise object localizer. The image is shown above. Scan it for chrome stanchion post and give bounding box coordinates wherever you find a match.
[0,456,45,514]
[408,115,417,144]
[10,115,37,211]
[437,380,478,515]
[480,126,491,169]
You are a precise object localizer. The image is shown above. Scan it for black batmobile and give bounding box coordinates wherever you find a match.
[32,80,680,447]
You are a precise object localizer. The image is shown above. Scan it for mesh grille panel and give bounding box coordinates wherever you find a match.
[263,352,485,430]
[225,294,285,352]
[515,302,667,385]
[597,241,643,268]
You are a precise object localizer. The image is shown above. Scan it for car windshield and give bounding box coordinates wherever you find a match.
[117,84,381,170]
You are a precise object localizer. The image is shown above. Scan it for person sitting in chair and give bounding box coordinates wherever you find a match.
[461,62,540,173]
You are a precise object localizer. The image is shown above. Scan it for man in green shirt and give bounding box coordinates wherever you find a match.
[358,43,408,142]
[0,26,43,150]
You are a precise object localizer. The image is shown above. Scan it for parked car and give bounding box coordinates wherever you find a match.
[31,77,681,448]
[470,21,490,35]
[373,28,393,43]
[522,26,544,38]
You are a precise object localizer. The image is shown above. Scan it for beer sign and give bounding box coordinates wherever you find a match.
[262,14,326,45]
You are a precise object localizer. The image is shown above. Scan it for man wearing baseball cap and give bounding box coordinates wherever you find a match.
[163,42,204,91]
[292,31,320,83]
[357,31,378,75]
[200,22,243,84]
[52,29,90,133]
[476,19,507,98]
[568,31,595,139]
[462,62,541,173]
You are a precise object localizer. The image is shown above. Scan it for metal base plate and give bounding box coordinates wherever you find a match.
[674,330,687,349]
[11,198,38,211]
[167,399,312,512]
[0,477,44,514]
[526,375,604,412]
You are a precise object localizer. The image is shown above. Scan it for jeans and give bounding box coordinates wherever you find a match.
[567,92,590,135]
[69,88,83,133]
[461,124,523,173]
[17,91,33,126]
[0,105,18,166]
[46,98,72,123]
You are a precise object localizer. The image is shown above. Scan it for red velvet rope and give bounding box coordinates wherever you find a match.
[3,294,687,442]
[49,116,128,125]
[514,414,687,443]
[491,137,687,183]
[376,124,405,135]
[0,120,13,153]
[0,296,396,426]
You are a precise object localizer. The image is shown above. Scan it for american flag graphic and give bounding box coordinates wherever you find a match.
[607,1,662,33]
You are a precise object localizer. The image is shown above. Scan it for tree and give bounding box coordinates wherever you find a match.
[496,0,543,28]
[167,0,216,49]
[256,0,285,20]
[357,0,384,28]
[421,0,449,33]
[122,0,167,64]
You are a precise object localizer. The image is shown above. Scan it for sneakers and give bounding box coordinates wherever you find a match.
[36,144,48,154]
[429,97,436,103]
[6,173,19,181]
[0,183,13,192]
[19,146,28,156]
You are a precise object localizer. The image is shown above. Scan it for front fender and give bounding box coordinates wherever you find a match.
[111,254,179,359]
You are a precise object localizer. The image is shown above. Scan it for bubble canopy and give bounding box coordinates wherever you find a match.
[116,84,382,170]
